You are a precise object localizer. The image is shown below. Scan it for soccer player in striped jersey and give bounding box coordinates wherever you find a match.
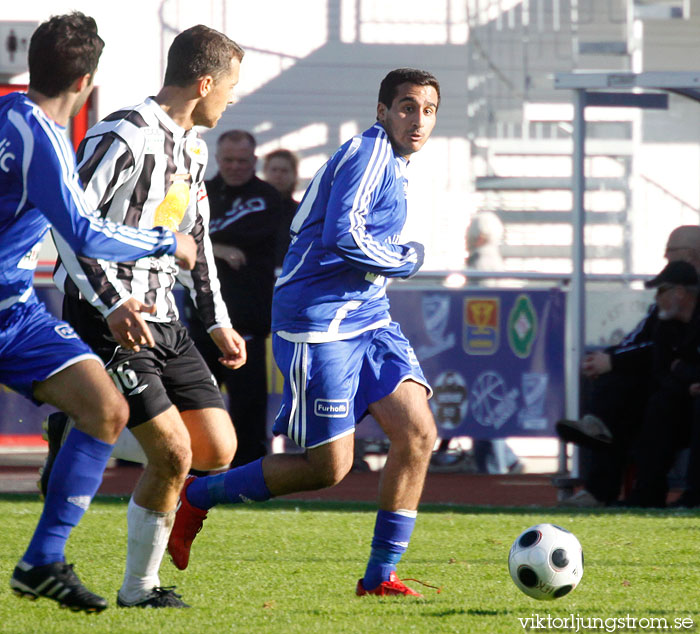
[3,13,197,613]
[169,68,441,597]
[49,26,247,608]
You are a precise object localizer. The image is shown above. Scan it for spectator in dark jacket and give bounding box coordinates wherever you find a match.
[263,148,299,269]
[557,225,700,506]
[187,130,283,467]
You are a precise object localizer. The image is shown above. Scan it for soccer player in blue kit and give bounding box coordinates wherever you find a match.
[169,68,440,597]
[1,13,196,612]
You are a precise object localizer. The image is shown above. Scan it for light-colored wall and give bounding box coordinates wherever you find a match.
[3,1,699,273]
[2,0,473,269]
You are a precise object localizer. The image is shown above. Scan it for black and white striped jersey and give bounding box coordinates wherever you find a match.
[53,97,231,331]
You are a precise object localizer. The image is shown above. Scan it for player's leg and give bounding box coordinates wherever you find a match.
[118,324,235,606]
[181,407,237,470]
[168,336,361,570]
[185,334,359,501]
[15,360,126,613]
[357,324,436,596]
[3,302,124,612]
[370,379,436,510]
[166,332,237,471]
[168,433,355,571]
[117,405,192,607]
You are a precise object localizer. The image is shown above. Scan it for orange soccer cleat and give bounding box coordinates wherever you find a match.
[168,476,208,570]
[355,571,423,597]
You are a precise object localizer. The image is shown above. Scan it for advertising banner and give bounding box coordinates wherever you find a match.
[375,287,567,439]
[0,286,565,443]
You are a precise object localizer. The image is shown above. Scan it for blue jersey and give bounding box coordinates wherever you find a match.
[272,123,422,342]
[0,92,177,312]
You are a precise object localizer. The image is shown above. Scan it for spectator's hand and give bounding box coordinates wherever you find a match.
[212,243,247,270]
[106,298,156,351]
[689,383,700,397]
[210,327,247,370]
[582,351,612,378]
[173,232,197,270]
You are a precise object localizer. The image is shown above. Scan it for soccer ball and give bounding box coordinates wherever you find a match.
[508,523,583,600]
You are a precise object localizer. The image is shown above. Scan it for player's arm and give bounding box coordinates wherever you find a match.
[177,183,234,332]
[321,146,423,278]
[19,119,186,264]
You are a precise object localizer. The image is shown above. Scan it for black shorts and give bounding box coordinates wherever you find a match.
[63,296,225,428]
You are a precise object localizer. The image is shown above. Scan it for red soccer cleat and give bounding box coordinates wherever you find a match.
[168,476,208,570]
[355,571,423,597]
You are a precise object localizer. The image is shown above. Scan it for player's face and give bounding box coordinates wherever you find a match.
[376,82,438,159]
[216,139,256,187]
[263,157,296,196]
[193,57,241,128]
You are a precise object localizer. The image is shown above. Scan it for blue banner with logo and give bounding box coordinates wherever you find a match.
[0,286,565,442]
[365,287,566,439]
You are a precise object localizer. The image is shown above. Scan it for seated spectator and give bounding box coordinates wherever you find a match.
[624,260,700,507]
[431,211,522,474]
[675,388,700,507]
[557,225,700,507]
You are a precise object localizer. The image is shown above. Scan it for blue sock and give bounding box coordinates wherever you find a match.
[186,458,271,510]
[23,428,113,567]
[363,509,417,591]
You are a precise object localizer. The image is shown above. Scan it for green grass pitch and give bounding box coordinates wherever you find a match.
[0,494,698,633]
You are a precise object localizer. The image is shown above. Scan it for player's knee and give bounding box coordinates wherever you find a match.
[401,414,437,456]
[310,454,353,488]
[192,439,236,471]
[419,416,438,451]
[150,440,193,482]
[76,392,129,442]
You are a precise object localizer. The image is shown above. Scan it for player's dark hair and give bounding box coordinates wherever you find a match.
[164,25,244,87]
[378,68,440,111]
[28,12,104,97]
[263,148,298,174]
[217,129,256,150]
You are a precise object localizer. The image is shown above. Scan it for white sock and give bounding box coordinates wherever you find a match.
[111,427,148,464]
[118,497,175,604]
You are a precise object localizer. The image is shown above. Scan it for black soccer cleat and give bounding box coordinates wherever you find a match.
[10,560,108,613]
[38,412,72,498]
[116,586,190,608]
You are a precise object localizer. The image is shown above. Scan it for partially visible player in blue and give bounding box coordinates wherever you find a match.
[2,13,196,613]
[169,68,440,597]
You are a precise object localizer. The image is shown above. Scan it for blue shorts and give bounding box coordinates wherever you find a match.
[272,322,431,449]
[0,298,100,402]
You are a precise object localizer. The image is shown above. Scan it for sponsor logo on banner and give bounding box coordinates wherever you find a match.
[314,398,349,418]
[471,370,519,430]
[430,370,468,430]
[463,298,499,355]
[416,293,456,360]
[508,294,538,358]
[518,372,549,430]
[54,324,79,340]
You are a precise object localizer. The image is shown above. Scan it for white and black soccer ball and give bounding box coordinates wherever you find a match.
[508,523,583,600]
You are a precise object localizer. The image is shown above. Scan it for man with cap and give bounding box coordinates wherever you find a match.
[622,259,700,506]
[557,226,700,507]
